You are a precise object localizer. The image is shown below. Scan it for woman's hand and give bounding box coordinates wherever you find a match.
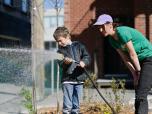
[133,71,140,88]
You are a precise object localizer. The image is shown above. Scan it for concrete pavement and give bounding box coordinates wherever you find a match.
[1,83,152,114]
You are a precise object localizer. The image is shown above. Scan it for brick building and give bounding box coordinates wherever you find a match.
[64,0,152,78]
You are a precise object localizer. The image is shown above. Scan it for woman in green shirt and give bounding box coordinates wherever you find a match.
[94,14,152,114]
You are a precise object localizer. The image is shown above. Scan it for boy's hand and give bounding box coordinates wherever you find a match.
[63,57,73,64]
[79,61,85,68]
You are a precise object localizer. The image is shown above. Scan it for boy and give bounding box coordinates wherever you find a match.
[53,26,91,114]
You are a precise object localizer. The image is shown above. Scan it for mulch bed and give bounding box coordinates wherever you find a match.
[37,103,135,114]
[37,102,152,114]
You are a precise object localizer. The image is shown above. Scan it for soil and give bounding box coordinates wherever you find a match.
[37,102,152,114]
[37,103,135,114]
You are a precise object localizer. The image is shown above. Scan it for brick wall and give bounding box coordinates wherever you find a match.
[64,0,105,76]
[134,0,152,42]
[65,0,95,34]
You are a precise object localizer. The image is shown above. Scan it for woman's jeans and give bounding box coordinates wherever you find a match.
[135,57,152,114]
[62,83,83,114]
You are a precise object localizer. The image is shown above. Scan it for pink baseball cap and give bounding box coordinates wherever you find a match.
[94,14,113,25]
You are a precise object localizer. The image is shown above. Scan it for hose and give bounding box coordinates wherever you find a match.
[74,60,117,114]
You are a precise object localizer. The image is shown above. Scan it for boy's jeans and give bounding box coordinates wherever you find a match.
[135,57,152,114]
[62,83,83,114]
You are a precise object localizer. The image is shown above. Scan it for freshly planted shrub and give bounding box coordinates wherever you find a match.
[20,87,35,114]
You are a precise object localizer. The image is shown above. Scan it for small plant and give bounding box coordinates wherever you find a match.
[83,73,127,114]
[20,87,35,114]
[83,73,97,88]
[109,78,126,113]
[102,104,111,114]
[83,73,97,102]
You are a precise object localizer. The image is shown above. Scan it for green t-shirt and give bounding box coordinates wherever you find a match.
[108,26,152,61]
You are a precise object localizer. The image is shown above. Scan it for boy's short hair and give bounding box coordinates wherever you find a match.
[53,26,70,40]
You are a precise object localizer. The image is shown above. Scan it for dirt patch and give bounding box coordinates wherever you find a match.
[37,103,135,114]
[37,107,61,114]
[37,102,152,114]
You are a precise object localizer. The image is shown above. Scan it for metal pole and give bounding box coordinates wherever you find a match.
[51,60,54,94]
[56,1,60,112]
[31,0,37,113]
[57,64,60,93]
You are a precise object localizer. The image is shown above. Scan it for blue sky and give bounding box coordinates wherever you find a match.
[44,0,64,9]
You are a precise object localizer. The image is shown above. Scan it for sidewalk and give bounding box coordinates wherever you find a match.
[1,83,152,114]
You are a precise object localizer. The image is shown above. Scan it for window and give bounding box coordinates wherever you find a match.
[58,16,64,26]
[4,0,12,6]
[45,41,57,50]
[44,16,64,28]
[44,16,52,28]
[44,16,57,28]
[50,17,57,27]
[0,38,20,48]
[21,0,28,13]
